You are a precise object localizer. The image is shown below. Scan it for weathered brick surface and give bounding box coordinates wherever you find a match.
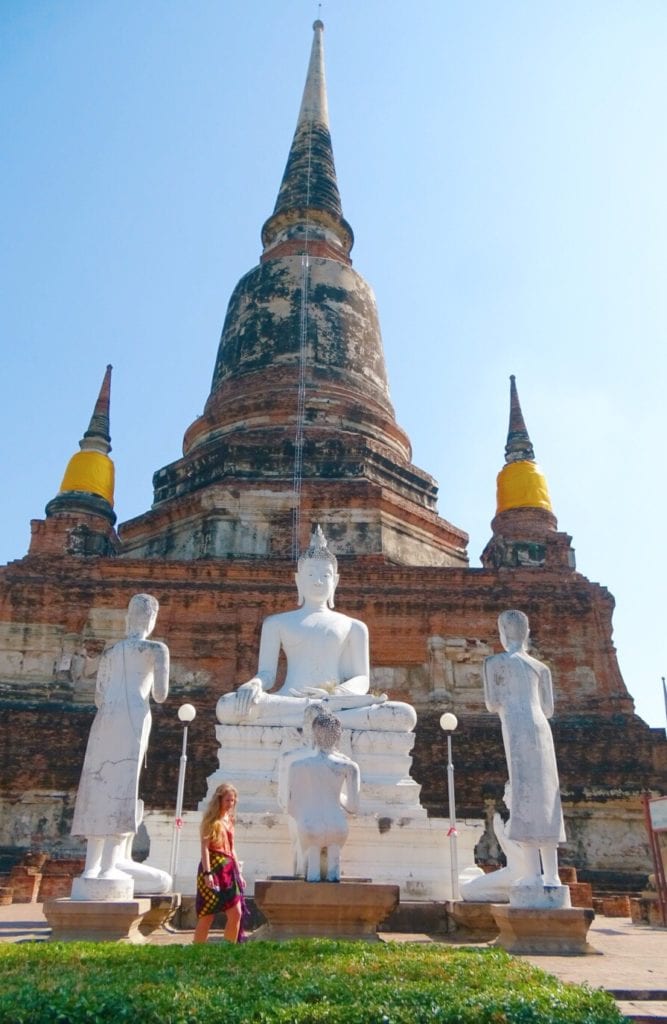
[601,894,631,917]
[568,882,593,908]
[38,859,85,900]
[37,876,71,900]
[0,701,217,822]
[8,867,41,903]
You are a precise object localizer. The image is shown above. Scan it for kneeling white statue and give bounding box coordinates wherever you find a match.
[70,593,170,900]
[287,710,360,882]
[217,526,416,732]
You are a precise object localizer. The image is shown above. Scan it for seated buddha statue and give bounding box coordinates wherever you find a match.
[216,527,416,732]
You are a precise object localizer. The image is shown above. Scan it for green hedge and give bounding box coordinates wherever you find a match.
[0,940,623,1023]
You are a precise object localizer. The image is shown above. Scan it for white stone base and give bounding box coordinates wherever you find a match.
[71,875,134,901]
[204,721,428,818]
[510,881,572,910]
[144,808,483,902]
[145,710,484,902]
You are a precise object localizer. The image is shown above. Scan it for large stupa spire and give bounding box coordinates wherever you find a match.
[262,20,353,263]
[119,24,468,566]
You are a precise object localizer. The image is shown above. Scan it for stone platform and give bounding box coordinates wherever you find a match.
[491,904,597,955]
[446,899,499,940]
[252,878,399,940]
[44,897,151,943]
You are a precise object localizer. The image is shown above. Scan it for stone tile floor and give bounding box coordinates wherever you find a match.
[0,904,665,1021]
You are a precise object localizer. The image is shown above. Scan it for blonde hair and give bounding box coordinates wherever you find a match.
[200,783,238,845]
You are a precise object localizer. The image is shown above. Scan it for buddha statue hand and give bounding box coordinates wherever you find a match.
[293,684,338,698]
[235,677,264,717]
[320,692,389,712]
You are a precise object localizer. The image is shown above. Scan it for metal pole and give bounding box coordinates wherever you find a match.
[168,723,189,885]
[446,732,460,900]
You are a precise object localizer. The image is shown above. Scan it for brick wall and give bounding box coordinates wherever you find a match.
[0,552,664,872]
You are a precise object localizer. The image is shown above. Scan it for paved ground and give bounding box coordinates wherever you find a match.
[0,903,665,1020]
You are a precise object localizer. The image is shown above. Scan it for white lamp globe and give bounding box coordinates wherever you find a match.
[177,703,196,723]
[439,712,458,732]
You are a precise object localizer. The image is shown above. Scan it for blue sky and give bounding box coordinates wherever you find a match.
[2,1,666,727]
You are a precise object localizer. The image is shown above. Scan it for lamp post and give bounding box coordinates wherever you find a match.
[169,703,196,887]
[439,712,459,900]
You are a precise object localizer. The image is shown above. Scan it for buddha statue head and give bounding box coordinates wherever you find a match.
[498,609,530,652]
[311,710,343,752]
[295,525,340,609]
[126,593,159,639]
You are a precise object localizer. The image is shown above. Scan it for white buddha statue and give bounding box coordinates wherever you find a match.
[483,609,566,890]
[71,593,170,898]
[216,526,415,732]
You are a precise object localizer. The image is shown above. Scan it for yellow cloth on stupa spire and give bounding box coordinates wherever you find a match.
[60,451,115,506]
[496,460,552,513]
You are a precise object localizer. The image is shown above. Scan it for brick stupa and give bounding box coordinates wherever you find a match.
[0,22,664,891]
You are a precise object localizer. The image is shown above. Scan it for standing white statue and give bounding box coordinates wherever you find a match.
[483,609,566,892]
[217,525,415,732]
[71,593,170,899]
[287,710,361,881]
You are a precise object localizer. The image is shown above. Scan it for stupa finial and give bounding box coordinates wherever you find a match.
[504,374,535,464]
[82,363,113,454]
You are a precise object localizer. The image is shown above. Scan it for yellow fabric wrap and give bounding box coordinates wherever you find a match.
[496,460,552,514]
[59,451,115,506]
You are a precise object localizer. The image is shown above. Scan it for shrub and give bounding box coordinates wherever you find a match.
[0,939,623,1024]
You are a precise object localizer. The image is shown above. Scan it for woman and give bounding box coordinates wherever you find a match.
[193,783,245,943]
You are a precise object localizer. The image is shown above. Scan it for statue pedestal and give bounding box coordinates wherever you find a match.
[252,879,399,941]
[138,893,181,936]
[44,897,151,943]
[145,712,484,901]
[71,875,133,901]
[491,905,598,955]
[510,881,571,910]
[447,900,499,939]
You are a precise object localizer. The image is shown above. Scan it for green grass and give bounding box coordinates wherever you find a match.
[0,939,624,1024]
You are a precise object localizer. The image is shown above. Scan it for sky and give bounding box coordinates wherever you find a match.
[1,1,666,728]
